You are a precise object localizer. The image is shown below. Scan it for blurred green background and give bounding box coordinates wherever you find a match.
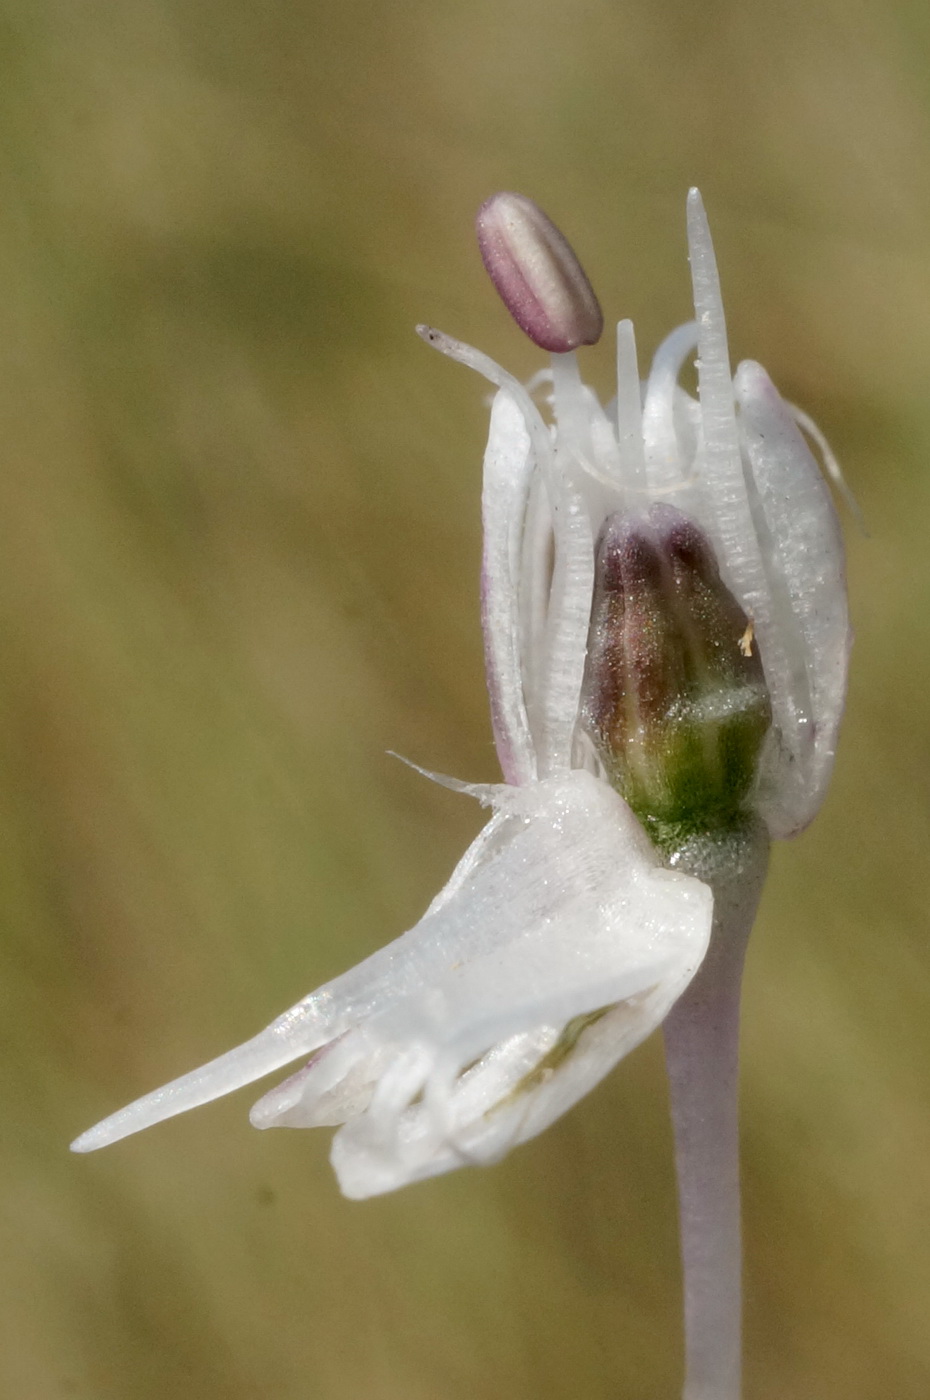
[1,0,928,1396]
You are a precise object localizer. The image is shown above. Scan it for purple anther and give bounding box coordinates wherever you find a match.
[476,192,603,352]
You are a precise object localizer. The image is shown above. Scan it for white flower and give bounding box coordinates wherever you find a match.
[71,190,849,1199]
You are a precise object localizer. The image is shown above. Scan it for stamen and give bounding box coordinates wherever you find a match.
[615,319,647,495]
[551,350,595,468]
[642,321,699,499]
[476,192,604,352]
[418,324,594,779]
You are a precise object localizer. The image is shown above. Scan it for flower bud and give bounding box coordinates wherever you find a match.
[476,192,604,352]
[581,504,772,850]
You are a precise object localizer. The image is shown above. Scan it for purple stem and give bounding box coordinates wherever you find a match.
[662,822,770,1400]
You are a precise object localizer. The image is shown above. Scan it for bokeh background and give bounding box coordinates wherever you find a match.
[1,1,928,1396]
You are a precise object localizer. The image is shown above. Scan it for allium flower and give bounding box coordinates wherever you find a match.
[72,191,849,1229]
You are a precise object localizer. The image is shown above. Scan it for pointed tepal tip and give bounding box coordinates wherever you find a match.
[684,189,724,319]
[70,1124,107,1154]
[686,187,707,225]
[69,1094,169,1154]
[70,1103,147,1152]
[476,192,603,353]
[685,187,711,253]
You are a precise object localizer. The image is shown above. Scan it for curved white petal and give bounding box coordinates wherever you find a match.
[72,773,710,1162]
[531,354,596,778]
[481,390,538,786]
[685,191,819,828]
[734,361,851,835]
[252,771,712,1198]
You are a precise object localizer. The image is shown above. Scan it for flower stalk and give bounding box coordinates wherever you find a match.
[662,821,769,1400]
